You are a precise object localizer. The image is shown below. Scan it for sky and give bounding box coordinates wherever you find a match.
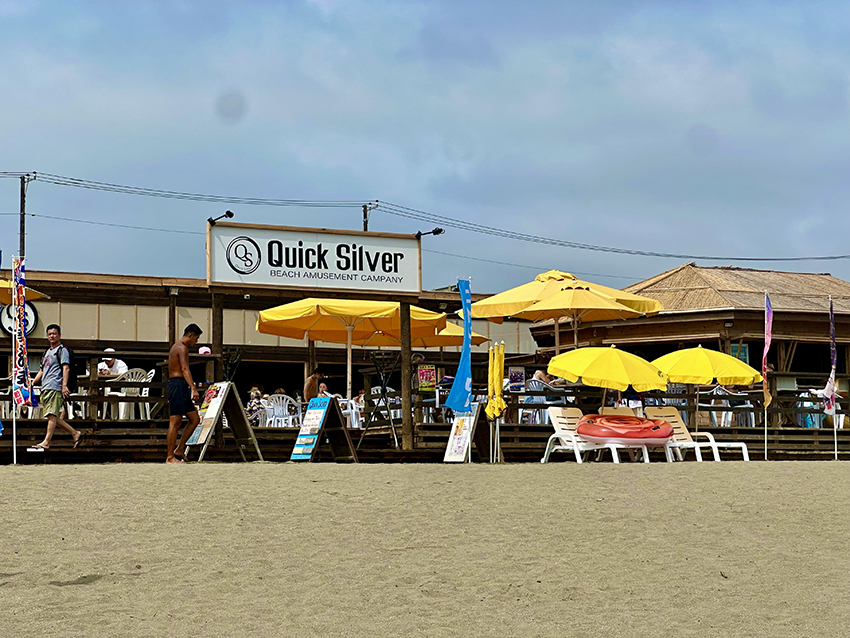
[2,0,850,293]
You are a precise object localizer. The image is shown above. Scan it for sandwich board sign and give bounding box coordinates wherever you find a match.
[185,381,263,462]
[290,396,358,463]
[444,402,482,463]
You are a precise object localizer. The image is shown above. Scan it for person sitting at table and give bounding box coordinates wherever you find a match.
[354,388,366,406]
[98,348,128,377]
[533,369,555,384]
[318,382,332,397]
[273,387,286,396]
[245,389,264,426]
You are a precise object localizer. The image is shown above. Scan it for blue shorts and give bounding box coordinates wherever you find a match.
[167,378,197,416]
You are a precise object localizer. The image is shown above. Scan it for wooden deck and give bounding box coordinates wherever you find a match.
[4,418,850,463]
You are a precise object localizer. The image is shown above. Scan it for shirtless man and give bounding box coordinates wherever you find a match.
[166,323,203,463]
[303,368,323,403]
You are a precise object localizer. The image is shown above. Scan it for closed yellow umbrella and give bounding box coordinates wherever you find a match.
[257,298,446,398]
[470,270,663,321]
[0,279,48,305]
[511,286,641,352]
[548,345,667,392]
[485,341,507,420]
[352,321,488,348]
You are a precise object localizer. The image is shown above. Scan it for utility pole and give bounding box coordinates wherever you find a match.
[19,175,26,259]
[362,204,369,232]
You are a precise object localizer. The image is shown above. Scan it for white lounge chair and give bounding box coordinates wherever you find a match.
[644,406,750,461]
[542,407,652,464]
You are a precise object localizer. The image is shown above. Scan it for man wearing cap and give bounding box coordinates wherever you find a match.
[98,348,128,377]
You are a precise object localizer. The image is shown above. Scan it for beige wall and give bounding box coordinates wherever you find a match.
[30,301,169,343]
[26,301,533,352]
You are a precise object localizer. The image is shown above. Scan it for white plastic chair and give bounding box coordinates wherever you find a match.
[139,369,156,420]
[371,386,401,421]
[108,368,148,420]
[338,399,362,429]
[520,379,564,424]
[267,394,302,428]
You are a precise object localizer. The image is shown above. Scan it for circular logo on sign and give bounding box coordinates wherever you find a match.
[225,236,262,275]
[0,302,39,337]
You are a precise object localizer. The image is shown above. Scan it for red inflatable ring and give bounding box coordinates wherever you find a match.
[576,414,674,446]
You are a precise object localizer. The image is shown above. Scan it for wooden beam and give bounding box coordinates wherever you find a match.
[400,302,413,450]
[211,293,223,381]
[167,294,177,346]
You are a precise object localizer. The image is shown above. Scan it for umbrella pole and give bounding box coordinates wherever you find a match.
[554,320,560,355]
[573,317,578,349]
[695,387,699,432]
[346,325,353,399]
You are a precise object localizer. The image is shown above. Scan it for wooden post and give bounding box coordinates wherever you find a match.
[211,293,224,381]
[306,338,317,381]
[89,356,99,426]
[168,293,177,346]
[400,301,413,450]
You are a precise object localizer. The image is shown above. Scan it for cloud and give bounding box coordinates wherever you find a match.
[3,1,850,293]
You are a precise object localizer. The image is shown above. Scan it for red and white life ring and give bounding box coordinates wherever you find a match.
[576,415,674,447]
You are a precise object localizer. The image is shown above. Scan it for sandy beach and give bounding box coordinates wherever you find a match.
[1,461,849,637]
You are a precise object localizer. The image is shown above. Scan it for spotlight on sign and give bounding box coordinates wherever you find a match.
[415,227,445,239]
[208,210,235,227]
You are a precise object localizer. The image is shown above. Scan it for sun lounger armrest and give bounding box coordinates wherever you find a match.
[552,430,580,445]
[691,432,717,443]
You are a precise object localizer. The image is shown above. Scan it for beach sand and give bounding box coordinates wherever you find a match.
[1,461,849,637]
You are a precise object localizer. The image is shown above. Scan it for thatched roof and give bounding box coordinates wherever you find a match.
[624,263,850,314]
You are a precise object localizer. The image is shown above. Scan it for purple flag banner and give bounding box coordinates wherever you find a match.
[762,293,773,407]
[823,296,837,417]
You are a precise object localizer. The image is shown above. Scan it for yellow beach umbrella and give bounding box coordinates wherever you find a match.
[257,298,446,398]
[0,279,48,305]
[652,346,763,431]
[548,345,667,392]
[470,270,663,321]
[510,286,641,352]
[652,346,763,386]
[353,321,489,348]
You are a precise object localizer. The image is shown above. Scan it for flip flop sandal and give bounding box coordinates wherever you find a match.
[73,433,87,449]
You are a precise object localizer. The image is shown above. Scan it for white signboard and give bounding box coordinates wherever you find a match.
[444,403,480,463]
[208,222,421,293]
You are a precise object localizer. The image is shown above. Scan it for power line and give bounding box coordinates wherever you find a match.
[33,172,368,208]
[27,213,203,235]
[25,212,633,280]
[377,201,850,262]
[422,248,637,281]
[7,170,849,262]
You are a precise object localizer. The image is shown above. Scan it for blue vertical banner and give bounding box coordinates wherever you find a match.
[445,279,473,413]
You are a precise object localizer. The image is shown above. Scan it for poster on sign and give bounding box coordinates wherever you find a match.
[290,397,358,463]
[184,382,262,462]
[186,382,229,447]
[417,365,436,392]
[444,403,481,463]
[508,367,526,392]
